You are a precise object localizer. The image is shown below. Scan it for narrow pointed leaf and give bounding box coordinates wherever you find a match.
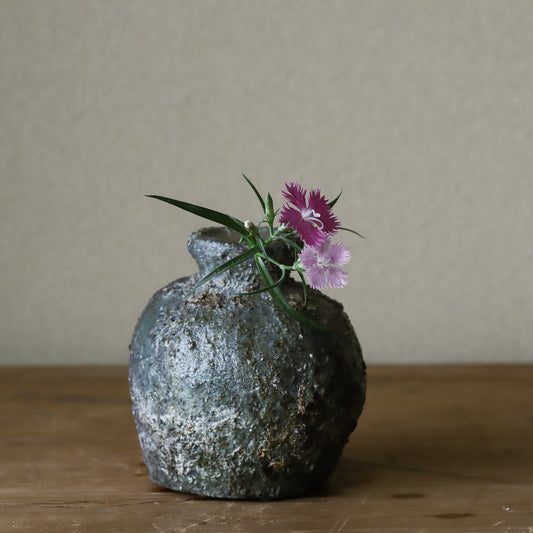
[255,256,330,332]
[259,240,291,272]
[294,269,308,305]
[227,213,249,234]
[242,174,265,211]
[146,195,248,235]
[328,190,343,208]
[277,234,303,253]
[339,226,365,238]
[187,246,259,296]
[257,236,269,258]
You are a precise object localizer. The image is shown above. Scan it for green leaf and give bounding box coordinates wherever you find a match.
[328,190,343,208]
[255,255,330,332]
[227,214,249,234]
[187,246,260,297]
[146,195,248,236]
[277,234,303,253]
[255,234,267,256]
[294,269,308,305]
[339,226,365,238]
[242,174,265,211]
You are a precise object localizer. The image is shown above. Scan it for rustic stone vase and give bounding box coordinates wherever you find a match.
[129,226,366,500]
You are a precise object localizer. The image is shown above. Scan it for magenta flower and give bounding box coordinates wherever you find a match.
[299,239,350,290]
[279,182,339,247]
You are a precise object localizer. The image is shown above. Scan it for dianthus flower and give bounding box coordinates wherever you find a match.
[279,182,339,247]
[299,238,350,290]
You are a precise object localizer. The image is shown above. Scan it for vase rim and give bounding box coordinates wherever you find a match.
[191,226,244,245]
[189,226,294,275]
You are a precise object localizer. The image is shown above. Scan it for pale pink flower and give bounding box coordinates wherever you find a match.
[299,239,350,290]
[279,182,339,247]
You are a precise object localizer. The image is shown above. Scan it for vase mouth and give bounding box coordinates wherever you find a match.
[188,226,295,276]
[192,226,245,245]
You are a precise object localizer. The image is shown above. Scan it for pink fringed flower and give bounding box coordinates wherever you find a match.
[279,182,339,247]
[299,239,350,290]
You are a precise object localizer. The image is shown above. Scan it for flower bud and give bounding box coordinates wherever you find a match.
[265,193,274,226]
[244,220,258,235]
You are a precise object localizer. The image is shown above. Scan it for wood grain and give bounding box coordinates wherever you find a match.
[1,365,532,532]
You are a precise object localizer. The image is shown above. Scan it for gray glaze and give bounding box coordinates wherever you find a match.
[129,227,366,500]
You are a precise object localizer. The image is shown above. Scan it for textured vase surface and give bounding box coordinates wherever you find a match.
[129,226,366,500]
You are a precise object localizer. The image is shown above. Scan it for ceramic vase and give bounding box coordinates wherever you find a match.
[129,226,366,500]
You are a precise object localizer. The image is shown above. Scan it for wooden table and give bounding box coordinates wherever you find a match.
[1,366,532,532]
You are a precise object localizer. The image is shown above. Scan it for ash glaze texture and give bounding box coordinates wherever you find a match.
[129,227,366,500]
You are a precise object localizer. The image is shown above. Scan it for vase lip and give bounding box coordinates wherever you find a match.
[190,226,245,246]
[188,226,295,271]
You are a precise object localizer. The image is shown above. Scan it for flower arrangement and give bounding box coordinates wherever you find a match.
[147,175,362,331]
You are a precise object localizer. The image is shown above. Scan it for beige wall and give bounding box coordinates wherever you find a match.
[1,1,532,365]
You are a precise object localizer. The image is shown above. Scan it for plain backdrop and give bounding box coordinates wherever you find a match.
[1,1,532,365]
